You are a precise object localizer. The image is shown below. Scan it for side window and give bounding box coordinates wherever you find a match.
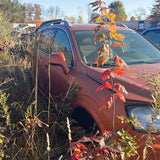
[52,30,73,66]
[37,29,56,54]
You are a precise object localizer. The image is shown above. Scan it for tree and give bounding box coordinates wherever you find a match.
[109,0,127,21]
[23,3,34,21]
[148,0,160,26]
[34,4,42,20]
[77,6,85,24]
[46,6,55,19]
[130,16,136,21]
[132,8,147,20]
[24,3,42,21]
[65,16,76,23]
[77,16,84,24]
[44,6,63,20]
[0,0,26,23]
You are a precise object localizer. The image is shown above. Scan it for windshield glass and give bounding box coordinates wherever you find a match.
[73,29,160,66]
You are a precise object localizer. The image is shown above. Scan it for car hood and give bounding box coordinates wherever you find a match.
[86,63,160,103]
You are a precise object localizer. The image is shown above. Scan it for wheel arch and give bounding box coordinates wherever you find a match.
[71,94,107,132]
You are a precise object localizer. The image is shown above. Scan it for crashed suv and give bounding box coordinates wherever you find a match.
[28,19,160,159]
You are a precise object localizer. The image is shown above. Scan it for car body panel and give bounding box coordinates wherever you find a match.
[28,20,160,159]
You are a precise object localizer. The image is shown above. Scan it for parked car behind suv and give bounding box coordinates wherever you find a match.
[142,27,160,47]
[28,19,160,159]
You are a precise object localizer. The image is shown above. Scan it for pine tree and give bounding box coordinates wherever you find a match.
[149,0,160,26]
[109,0,127,21]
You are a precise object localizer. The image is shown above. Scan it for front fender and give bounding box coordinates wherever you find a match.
[71,94,107,132]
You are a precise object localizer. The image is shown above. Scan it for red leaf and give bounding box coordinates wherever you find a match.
[3,41,8,45]
[112,67,125,76]
[114,93,126,103]
[99,95,113,110]
[114,83,128,95]
[113,55,128,68]
[100,69,114,80]
[97,82,112,91]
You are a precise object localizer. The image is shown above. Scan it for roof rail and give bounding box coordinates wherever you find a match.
[46,19,69,27]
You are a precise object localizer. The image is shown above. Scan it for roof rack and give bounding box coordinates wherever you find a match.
[46,19,69,27]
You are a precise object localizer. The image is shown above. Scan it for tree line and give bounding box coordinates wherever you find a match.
[0,0,160,25]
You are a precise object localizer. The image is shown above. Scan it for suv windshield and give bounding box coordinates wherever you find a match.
[73,29,160,66]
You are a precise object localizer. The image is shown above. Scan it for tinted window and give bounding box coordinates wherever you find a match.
[52,30,73,66]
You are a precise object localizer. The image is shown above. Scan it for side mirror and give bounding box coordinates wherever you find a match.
[49,52,70,74]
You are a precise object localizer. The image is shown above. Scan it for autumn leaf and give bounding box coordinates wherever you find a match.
[89,1,100,7]
[112,67,125,76]
[114,93,126,103]
[89,0,105,7]
[108,26,125,41]
[94,24,106,36]
[110,32,125,41]
[105,12,116,24]
[93,55,107,66]
[111,41,128,48]
[91,15,102,23]
[99,95,113,110]
[113,55,128,68]
[98,43,110,55]
[94,33,107,44]
[97,81,112,91]
[108,26,118,33]
[100,69,114,80]
[114,83,128,95]
[93,6,100,12]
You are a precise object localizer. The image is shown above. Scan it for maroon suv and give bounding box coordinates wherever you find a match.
[28,19,160,159]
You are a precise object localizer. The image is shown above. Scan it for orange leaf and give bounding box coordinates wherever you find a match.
[114,83,128,95]
[113,55,128,68]
[114,93,126,103]
[105,13,116,24]
[94,33,107,44]
[110,32,125,41]
[92,15,102,23]
[112,67,125,76]
[99,95,113,110]
[93,55,107,66]
[108,26,118,33]
[97,82,112,91]
[111,41,128,48]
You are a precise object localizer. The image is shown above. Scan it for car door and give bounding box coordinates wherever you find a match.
[49,28,74,97]
[35,29,57,93]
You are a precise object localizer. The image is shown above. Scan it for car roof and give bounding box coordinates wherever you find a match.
[36,19,132,33]
[142,27,160,34]
[69,24,131,31]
